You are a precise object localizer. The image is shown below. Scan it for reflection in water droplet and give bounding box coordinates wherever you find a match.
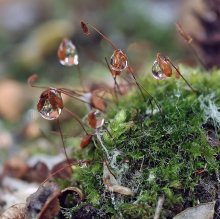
[38,89,63,120]
[58,38,79,66]
[152,60,166,80]
[88,110,104,129]
[110,49,128,72]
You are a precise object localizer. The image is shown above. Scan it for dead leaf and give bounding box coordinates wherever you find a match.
[0,203,25,219]
[25,182,61,219]
[59,187,84,208]
[173,202,215,219]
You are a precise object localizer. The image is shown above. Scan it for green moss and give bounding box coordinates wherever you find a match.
[73,67,220,218]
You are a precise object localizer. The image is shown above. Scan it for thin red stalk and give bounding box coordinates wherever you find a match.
[56,119,73,173]
[87,23,118,50]
[64,107,88,135]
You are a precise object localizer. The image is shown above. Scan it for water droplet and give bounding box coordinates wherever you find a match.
[152,60,166,80]
[37,89,63,120]
[57,38,79,66]
[88,110,104,129]
[110,49,128,72]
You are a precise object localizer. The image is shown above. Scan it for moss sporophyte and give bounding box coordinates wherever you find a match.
[28,21,220,218]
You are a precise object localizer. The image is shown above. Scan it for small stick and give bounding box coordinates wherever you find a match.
[153,195,165,219]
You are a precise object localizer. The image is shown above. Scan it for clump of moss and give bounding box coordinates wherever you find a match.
[72,67,220,218]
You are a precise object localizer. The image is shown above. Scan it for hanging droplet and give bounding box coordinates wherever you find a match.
[110,49,128,72]
[156,54,172,77]
[57,38,79,66]
[37,89,63,120]
[152,60,166,80]
[88,110,104,129]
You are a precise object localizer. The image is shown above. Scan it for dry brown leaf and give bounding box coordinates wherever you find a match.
[25,182,61,219]
[0,203,25,219]
[59,187,84,209]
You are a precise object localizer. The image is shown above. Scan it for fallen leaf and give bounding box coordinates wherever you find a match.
[25,182,61,219]
[59,187,84,208]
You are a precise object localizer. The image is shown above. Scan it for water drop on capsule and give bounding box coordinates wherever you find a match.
[88,110,104,129]
[58,38,79,66]
[152,60,166,80]
[110,49,128,72]
[37,89,63,120]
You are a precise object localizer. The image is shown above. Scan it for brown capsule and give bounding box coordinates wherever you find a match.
[57,38,79,66]
[88,110,104,129]
[37,89,63,120]
[156,53,172,77]
[81,21,90,35]
[80,134,93,149]
[110,49,128,72]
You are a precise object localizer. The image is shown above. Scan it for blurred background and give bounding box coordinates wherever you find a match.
[0,0,214,162]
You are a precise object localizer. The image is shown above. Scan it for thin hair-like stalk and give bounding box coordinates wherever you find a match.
[56,119,73,173]
[64,107,88,135]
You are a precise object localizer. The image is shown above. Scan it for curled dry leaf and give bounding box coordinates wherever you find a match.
[25,182,61,219]
[0,203,25,219]
[103,161,133,196]
[173,202,215,219]
[59,187,84,208]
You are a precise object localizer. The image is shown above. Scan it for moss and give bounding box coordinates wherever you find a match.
[72,67,220,218]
